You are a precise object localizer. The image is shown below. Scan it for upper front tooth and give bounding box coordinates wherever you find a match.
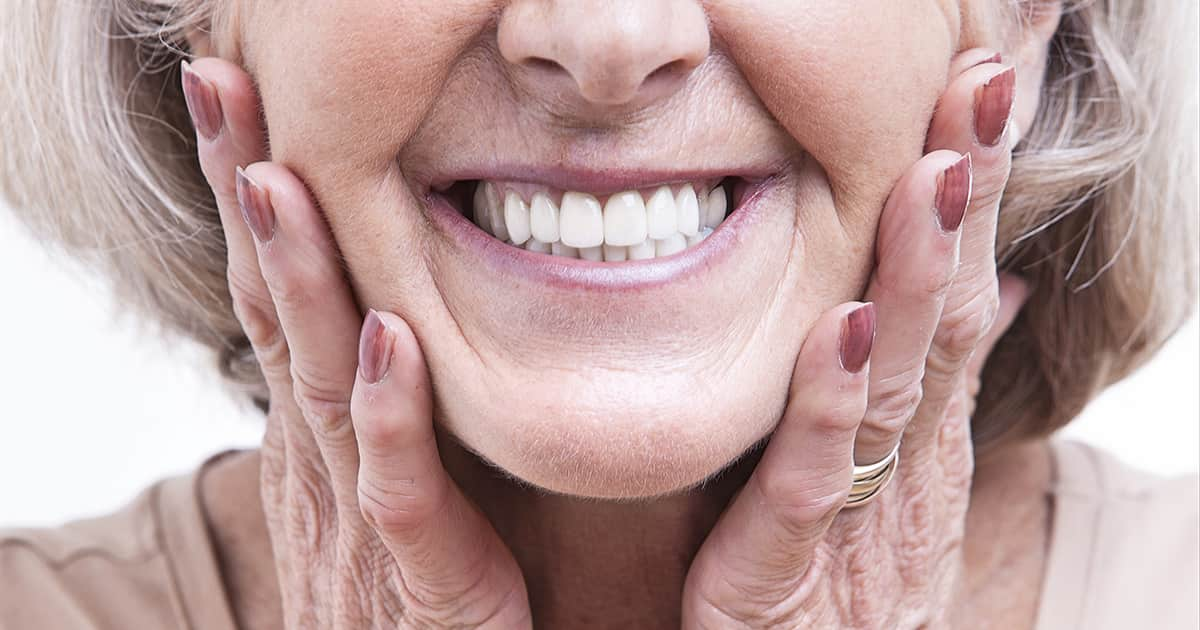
[704,186,727,229]
[645,186,678,239]
[675,185,700,236]
[504,191,531,245]
[603,191,648,246]
[559,192,605,248]
[529,192,560,243]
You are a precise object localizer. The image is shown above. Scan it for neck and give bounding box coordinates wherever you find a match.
[438,429,761,628]
[201,434,1051,630]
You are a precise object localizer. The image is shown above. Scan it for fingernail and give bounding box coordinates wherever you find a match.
[934,153,972,233]
[235,167,276,243]
[359,310,394,385]
[973,66,1016,147]
[180,60,223,141]
[839,303,876,374]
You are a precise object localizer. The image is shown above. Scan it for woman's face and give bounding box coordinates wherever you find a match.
[229,0,1020,498]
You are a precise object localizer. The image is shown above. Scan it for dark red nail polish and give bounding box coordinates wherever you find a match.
[235,167,276,243]
[935,153,972,233]
[180,60,223,141]
[359,310,393,384]
[974,66,1016,147]
[839,303,876,374]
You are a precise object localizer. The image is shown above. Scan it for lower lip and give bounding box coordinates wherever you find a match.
[423,178,777,292]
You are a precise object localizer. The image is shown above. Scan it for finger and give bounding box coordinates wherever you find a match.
[683,303,873,618]
[352,311,532,628]
[904,60,1019,454]
[926,60,1017,293]
[965,272,1030,389]
[238,162,365,508]
[181,58,274,348]
[853,150,970,466]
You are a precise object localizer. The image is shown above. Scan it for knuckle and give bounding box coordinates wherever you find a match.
[291,366,352,437]
[266,269,316,313]
[808,397,867,436]
[357,474,448,542]
[228,276,278,345]
[755,466,850,528]
[935,291,1000,363]
[866,375,925,433]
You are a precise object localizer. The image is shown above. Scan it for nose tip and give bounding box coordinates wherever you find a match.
[498,0,710,108]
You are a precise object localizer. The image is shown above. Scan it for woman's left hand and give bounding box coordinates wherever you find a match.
[681,50,1029,628]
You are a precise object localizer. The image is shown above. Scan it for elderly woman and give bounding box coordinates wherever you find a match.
[1,0,1196,628]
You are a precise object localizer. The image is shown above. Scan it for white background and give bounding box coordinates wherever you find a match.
[1,208,1197,529]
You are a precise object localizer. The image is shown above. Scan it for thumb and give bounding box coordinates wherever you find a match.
[350,310,531,628]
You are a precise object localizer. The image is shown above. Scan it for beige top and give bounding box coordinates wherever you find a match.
[1,437,1196,629]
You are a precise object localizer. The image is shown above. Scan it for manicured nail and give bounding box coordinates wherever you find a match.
[235,167,276,243]
[934,153,972,233]
[359,310,394,384]
[180,60,223,141]
[839,303,876,374]
[974,66,1016,147]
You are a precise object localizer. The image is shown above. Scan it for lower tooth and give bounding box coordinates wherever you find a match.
[579,246,603,261]
[628,240,656,260]
[551,242,580,258]
[655,233,687,257]
[603,244,627,262]
[685,227,713,247]
[525,238,551,253]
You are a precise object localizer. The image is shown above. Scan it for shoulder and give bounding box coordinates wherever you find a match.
[0,465,237,630]
[1038,438,1199,630]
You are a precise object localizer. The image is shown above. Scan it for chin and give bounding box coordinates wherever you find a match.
[434,356,793,500]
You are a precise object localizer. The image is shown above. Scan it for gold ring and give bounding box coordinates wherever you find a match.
[844,440,900,508]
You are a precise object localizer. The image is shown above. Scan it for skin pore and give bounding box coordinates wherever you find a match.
[191,0,1062,626]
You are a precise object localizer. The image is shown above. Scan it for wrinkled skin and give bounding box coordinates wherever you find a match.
[183,0,1061,626]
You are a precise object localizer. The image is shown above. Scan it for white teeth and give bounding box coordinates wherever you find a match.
[579,245,604,261]
[551,241,579,258]
[473,182,498,235]
[645,186,678,239]
[675,185,700,236]
[529,192,560,243]
[525,238,551,253]
[603,244,628,261]
[603,191,648,246]
[655,233,687,257]
[480,183,508,241]
[504,191,531,245]
[628,239,656,260]
[559,192,605,248]
[470,180,732,261]
[686,226,713,247]
[704,186,727,229]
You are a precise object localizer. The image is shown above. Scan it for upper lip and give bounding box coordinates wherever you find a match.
[424,162,787,198]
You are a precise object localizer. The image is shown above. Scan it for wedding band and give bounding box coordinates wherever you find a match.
[844,439,900,508]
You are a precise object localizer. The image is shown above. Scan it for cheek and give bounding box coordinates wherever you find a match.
[714,0,954,227]
[248,0,496,181]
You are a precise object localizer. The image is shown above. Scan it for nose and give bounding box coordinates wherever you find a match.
[497,0,710,108]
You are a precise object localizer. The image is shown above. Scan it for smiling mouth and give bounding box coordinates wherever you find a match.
[436,177,747,261]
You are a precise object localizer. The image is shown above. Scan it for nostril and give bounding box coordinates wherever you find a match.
[647,60,685,83]
[526,56,568,76]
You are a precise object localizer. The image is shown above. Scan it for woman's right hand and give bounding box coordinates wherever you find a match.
[181,58,533,628]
